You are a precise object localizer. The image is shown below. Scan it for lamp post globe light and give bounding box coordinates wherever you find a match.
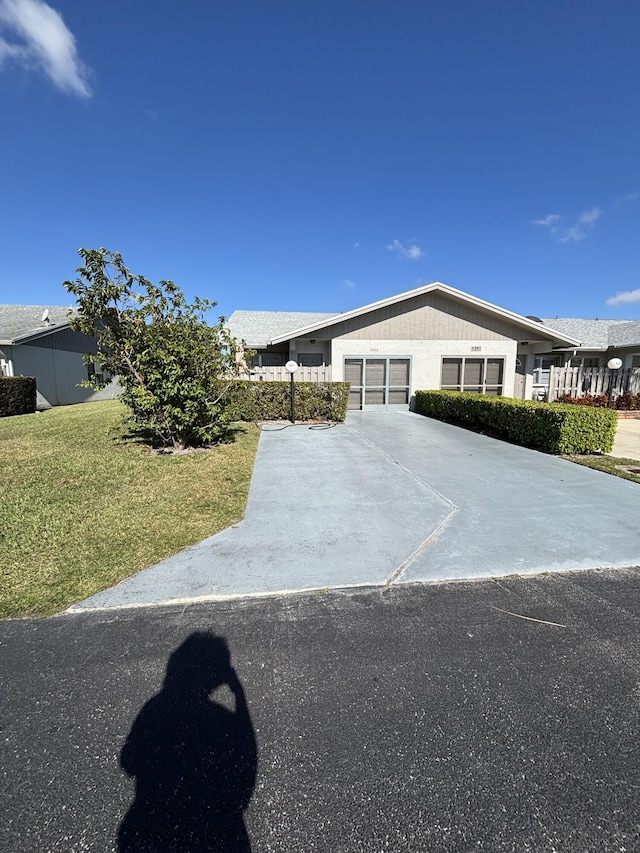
[607,357,623,407]
[285,360,298,423]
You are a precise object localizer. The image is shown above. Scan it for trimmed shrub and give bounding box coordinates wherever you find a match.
[611,390,640,411]
[556,391,640,410]
[226,381,350,423]
[556,393,610,408]
[0,376,37,417]
[413,390,617,454]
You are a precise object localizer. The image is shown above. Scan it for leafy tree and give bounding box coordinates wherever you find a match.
[64,248,246,451]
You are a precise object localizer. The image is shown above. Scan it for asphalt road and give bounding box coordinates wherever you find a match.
[3,568,640,852]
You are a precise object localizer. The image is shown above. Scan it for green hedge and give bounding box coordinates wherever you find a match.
[226,381,350,422]
[0,376,37,417]
[413,390,618,454]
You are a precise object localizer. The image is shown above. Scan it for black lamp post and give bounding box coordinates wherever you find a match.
[607,357,623,407]
[285,360,298,423]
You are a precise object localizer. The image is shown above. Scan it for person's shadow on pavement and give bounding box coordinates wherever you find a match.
[118,632,257,852]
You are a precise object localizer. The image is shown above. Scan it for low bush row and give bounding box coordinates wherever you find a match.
[0,378,350,423]
[0,376,36,417]
[557,391,640,410]
[225,380,350,423]
[413,390,617,454]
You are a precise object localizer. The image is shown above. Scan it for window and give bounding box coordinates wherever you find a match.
[441,357,504,395]
[299,353,323,367]
[533,355,560,371]
[345,358,363,409]
[344,356,411,409]
[388,359,410,404]
[570,356,600,369]
[364,359,386,405]
[87,362,104,383]
[250,352,284,367]
[532,355,560,386]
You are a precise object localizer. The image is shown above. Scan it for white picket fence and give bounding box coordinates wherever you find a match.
[548,366,640,401]
[246,366,332,383]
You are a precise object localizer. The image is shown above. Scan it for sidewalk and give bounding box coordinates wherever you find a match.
[610,417,640,462]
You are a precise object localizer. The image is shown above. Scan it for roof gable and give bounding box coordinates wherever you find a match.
[268,283,580,347]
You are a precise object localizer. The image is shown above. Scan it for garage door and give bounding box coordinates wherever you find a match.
[345,357,411,410]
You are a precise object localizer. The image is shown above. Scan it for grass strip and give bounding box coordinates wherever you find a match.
[0,401,260,618]
[563,454,640,484]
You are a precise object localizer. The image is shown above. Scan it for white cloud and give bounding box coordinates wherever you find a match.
[0,0,91,97]
[606,288,640,307]
[613,192,638,207]
[533,207,602,243]
[385,239,424,260]
[557,208,602,243]
[353,241,360,249]
[578,207,601,226]
[344,279,356,289]
[533,214,560,227]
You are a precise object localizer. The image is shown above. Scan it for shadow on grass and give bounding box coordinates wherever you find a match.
[112,416,250,452]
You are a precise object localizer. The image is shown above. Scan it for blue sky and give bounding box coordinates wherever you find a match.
[1,0,640,322]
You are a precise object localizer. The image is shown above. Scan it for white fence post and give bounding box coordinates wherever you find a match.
[548,366,639,399]
[247,366,332,383]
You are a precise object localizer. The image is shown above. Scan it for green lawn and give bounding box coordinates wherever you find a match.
[0,401,260,618]
[563,454,640,484]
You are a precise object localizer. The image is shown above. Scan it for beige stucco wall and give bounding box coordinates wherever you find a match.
[329,338,519,397]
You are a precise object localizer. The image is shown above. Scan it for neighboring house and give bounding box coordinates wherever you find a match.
[0,305,120,410]
[531,318,640,399]
[227,282,580,410]
[535,317,640,370]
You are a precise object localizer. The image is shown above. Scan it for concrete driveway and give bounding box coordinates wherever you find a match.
[69,411,640,612]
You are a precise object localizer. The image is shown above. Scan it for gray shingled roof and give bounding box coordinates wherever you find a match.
[541,318,640,348]
[0,305,75,344]
[609,321,640,347]
[226,310,339,346]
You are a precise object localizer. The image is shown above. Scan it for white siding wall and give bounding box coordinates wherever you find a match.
[330,338,519,397]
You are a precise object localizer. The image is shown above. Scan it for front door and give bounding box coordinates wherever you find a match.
[514,355,526,399]
[345,357,411,410]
